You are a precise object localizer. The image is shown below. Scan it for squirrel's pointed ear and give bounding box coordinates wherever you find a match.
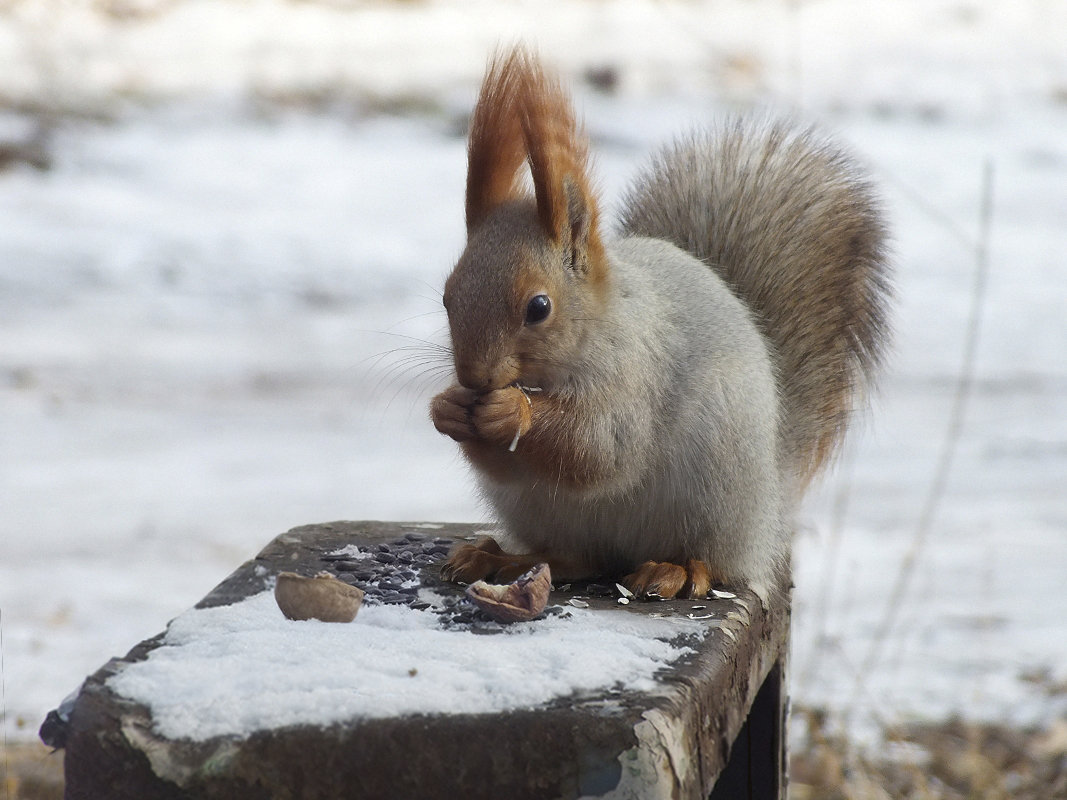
[465,51,527,232]
[514,51,607,285]
[558,175,607,281]
[563,176,591,268]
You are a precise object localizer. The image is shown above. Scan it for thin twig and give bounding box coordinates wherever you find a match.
[2,608,9,800]
[796,438,856,695]
[848,160,995,722]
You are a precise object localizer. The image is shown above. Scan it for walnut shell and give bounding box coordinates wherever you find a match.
[275,571,364,623]
[465,562,552,623]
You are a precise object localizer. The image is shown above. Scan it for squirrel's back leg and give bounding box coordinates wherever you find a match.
[441,537,588,585]
[622,559,716,600]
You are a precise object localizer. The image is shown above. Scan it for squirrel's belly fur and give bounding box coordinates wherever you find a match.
[478,238,787,603]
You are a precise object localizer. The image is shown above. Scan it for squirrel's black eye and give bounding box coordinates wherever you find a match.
[524,294,552,325]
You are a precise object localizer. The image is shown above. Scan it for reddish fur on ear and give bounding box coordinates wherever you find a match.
[514,51,606,281]
[465,47,606,286]
[465,50,527,231]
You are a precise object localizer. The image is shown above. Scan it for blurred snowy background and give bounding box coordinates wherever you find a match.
[1,0,1064,756]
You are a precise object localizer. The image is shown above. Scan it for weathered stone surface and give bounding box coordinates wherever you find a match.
[53,521,788,799]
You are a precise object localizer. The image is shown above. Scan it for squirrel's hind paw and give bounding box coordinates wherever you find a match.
[440,537,544,585]
[622,559,713,600]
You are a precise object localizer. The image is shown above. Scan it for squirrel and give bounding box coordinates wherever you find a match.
[429,47,890,606]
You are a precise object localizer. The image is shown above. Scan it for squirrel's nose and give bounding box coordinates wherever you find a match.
[455,361,491,393]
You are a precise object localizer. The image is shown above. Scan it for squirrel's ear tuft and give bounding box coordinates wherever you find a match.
[515,52,606,283]
[465,49,527,232]
[466,47,607,283]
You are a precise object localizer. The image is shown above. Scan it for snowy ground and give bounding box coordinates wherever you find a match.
[2,0,1065,747]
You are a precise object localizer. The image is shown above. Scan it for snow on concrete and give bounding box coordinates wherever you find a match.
[107,589,704,741]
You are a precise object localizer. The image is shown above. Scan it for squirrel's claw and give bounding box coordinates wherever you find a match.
[622,559,713,600]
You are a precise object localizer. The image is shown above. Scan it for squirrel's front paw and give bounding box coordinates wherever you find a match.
[472,386,533,449]
[430,385,478,442]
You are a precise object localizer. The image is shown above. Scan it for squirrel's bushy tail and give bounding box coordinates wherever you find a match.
[619,120,891,485]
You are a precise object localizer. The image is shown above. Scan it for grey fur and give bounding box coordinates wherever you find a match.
[619,119,891,487]
[443,116,890,606]
[479,236,787,603]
